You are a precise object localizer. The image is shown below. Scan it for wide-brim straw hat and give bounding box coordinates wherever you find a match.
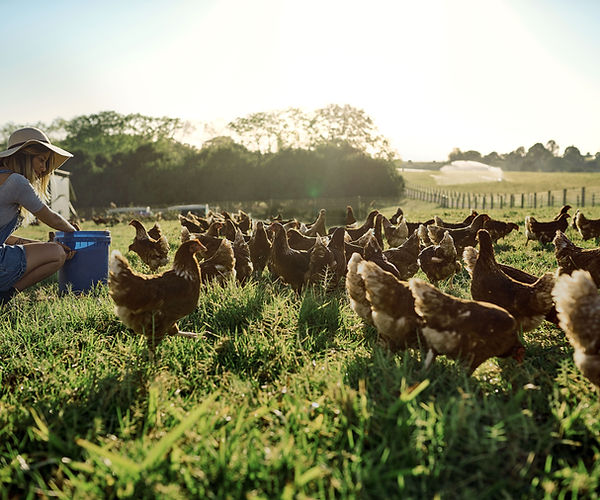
[0,127,73,171]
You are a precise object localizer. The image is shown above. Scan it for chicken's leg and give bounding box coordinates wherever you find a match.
[167,323,199,339]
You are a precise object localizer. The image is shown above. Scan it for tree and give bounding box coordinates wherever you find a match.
[482,151,503,165]
[563,146,584,171]
[546,139,560,156]
[227,104,395,160]
[523,143,553,171]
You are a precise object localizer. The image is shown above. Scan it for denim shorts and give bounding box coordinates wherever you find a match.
[0,244,27,291]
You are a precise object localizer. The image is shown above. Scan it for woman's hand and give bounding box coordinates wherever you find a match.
[56,241,76,260]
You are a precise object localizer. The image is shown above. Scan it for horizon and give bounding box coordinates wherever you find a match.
[2,0,599,162]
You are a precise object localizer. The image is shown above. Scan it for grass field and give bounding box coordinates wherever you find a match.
[401,170,600,198]
[2,202,600,499]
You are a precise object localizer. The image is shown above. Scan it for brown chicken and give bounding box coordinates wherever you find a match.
[553,230,600,287]
[390,207,404,225]
[554,205,572,220]
[147,223,164,242]
[373,213,385,249]
[482,217,519,243]
[232,227,253,283]
[237,210,252,234]
[358,259,423,351]
[200,238,236,284]
[417,223,433,248]
[328,227,348,283]
[180,226,222,259]
[204,220,223,238]
[427,213,490,255]
[383,230,421,281]
[222,219,238,242]
[306,236,336,285]
[433,210,478,229]
[382,214,409,248]
[346,253,374,324]
[525,213,570,245]
[345,205,357,226]
[404,216,435,235]
[552,270,600,387]
[574,210,600,241]
[287,228,318,251]
[463,244,559,326]
[466,229,555,332]
[128,219,169,271]
[336,210,379,241]
[108,239,205,355]
[305,209,327,237]
[363,234,401,278]
[418,231,462,284]
[268,222,311,292]
[248,221,272,276]
[178,213,207,233]
[408,278,524,374]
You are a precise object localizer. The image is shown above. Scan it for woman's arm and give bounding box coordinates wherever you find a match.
[5,235,40,245]
[33,205,78,232]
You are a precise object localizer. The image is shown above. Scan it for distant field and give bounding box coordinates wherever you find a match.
[400,170,600,194]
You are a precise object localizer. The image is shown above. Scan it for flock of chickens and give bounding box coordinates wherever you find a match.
[107,204,600,388]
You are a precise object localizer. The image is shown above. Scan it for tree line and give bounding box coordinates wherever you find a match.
[447,140,600,172]
[0,108,402,208]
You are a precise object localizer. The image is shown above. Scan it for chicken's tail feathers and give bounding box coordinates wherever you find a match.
[552,270,600,351]
[439,231,457,255]
[552,230,575,251]
[109,250,128,275]
[345,252,372,323]
[108,250,137,290]
[358,259,401,309]
[408,277,448,319]
[427,225,443,244]
[417,224,428,244]
[181,226,191,243]
[525,215,535,230]
[462,246,478,277]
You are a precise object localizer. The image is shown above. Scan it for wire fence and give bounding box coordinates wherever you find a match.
[404,185,600,210]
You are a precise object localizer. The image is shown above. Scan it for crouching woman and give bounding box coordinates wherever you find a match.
[0,127,79,304]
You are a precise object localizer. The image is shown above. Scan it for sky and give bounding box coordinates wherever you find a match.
[2,0,599,161]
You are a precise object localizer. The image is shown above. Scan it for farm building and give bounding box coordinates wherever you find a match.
[49,169,75,218]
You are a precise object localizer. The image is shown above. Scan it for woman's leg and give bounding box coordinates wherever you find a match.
[13,242,67,291]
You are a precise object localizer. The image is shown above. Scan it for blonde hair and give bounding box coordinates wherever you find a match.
[0,144,54,223]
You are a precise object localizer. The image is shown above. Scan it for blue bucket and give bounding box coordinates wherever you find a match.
[54,231,111,294]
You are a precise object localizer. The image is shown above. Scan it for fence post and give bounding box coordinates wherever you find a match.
[490,193,494,209]
[521,193,524,209]
[582,187,586,207]
[510,194,514,208]
[563,188,567,206]
[548,190,551,207]
[482,195,486,210]
[593,193,596,207]
[500,195,504,209]
[534,192,537,209]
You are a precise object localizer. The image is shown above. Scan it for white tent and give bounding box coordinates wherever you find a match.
[435,160,503,183]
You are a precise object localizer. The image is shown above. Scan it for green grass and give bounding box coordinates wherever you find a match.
[1,209,600,499]
[400,170,600,194]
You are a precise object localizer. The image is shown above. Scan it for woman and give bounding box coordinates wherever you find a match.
[0,127,78,304]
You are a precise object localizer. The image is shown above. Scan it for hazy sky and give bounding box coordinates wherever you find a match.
[2,0,599,161]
